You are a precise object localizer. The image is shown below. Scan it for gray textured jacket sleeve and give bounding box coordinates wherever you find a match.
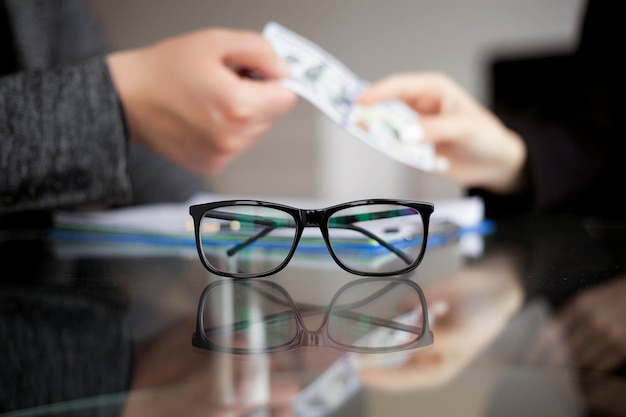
[0,0,132,213]
[1,0,209,215]
[0,57,132,213]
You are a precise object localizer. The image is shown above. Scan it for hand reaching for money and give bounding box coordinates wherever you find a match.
[263,22,438,172]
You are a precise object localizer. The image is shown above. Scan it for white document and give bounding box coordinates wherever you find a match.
[53,193,485,237]
[263,22,436,172]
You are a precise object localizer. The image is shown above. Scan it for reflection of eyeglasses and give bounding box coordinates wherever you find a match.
[189,199,434,278]
[192,277,433,354]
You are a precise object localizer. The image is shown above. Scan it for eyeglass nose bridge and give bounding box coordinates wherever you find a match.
[299,328,325,347]
[299,209,325,226]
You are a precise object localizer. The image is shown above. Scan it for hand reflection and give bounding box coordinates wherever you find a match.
[122,314,300,417]
[356,250,523,390]
[528,274,626,416]
[530,274,626,372]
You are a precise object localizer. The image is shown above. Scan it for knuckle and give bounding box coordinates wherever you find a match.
[211,134,245,155]
[571,295,594,315]
[223,100,255,123]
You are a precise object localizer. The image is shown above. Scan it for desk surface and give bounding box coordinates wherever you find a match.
[1,214,625,417]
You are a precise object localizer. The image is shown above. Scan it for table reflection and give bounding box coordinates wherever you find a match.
[367,215,626,417]
[357,245,524,390]
[193,277,432,354]
[2,215,626,416]
[0,237,132,416]
[179,277,432,416]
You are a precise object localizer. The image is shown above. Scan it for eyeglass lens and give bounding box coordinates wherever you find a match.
[198,205,297,276]
[200,279,426,353]
[197,203,425,276]
[328,279,425,349]
[202,281,299,351]
[326,203,425,274]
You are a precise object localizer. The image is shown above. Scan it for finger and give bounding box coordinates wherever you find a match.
[357,73,440,103]
[419,114,472,145]
[220,30,291,79]
[592,349,624,372]
[526,320,570,366]
[238,81,298,119]
[357,73,449,112]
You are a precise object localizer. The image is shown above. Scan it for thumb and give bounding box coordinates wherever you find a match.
[222,31,290,79]
[241,80,298,117]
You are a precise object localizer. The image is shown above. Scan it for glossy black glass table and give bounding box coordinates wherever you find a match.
[1,213,625,417]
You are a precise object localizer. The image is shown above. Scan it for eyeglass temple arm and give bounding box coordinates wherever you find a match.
[202,298,423,338]
[330,223,413,265]
[332,309,423,334]
[202,308,422,339]
[245,280,408,313]
[200,210,287,257]
[202,210,276,228]
[201,281,425,337]
[226,225,275,256]
[326,207,421,265]
[219,211,416,265]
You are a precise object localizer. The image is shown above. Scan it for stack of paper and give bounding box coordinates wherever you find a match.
[48,193,491,260]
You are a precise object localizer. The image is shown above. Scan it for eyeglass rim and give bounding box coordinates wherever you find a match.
[192,277,433,354]
[189,198,434,279]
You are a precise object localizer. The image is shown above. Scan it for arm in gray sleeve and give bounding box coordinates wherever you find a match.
[0,56,132,213]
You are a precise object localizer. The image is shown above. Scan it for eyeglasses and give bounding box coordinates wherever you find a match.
[189,199,434,278]
[192,277,433,354]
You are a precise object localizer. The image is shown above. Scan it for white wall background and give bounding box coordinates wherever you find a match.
[91,0,585,202]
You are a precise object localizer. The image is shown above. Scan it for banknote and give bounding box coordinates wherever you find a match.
[263,21,436,172]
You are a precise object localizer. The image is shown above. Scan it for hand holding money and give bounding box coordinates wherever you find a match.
[263,22,437,172]
[358,72,528,194]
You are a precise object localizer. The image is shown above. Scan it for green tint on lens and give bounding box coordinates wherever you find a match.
[199,205,298,276]
[326,204,425,274]
[202,281,298,351]
[327,280,424,349]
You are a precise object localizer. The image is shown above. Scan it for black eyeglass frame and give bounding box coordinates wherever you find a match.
[192,277,433,354]
[189,198,434,278]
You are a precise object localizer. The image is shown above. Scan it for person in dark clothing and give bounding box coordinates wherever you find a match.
[0,1,296,412]
[357,0,624,219]
[0,0,296,217]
